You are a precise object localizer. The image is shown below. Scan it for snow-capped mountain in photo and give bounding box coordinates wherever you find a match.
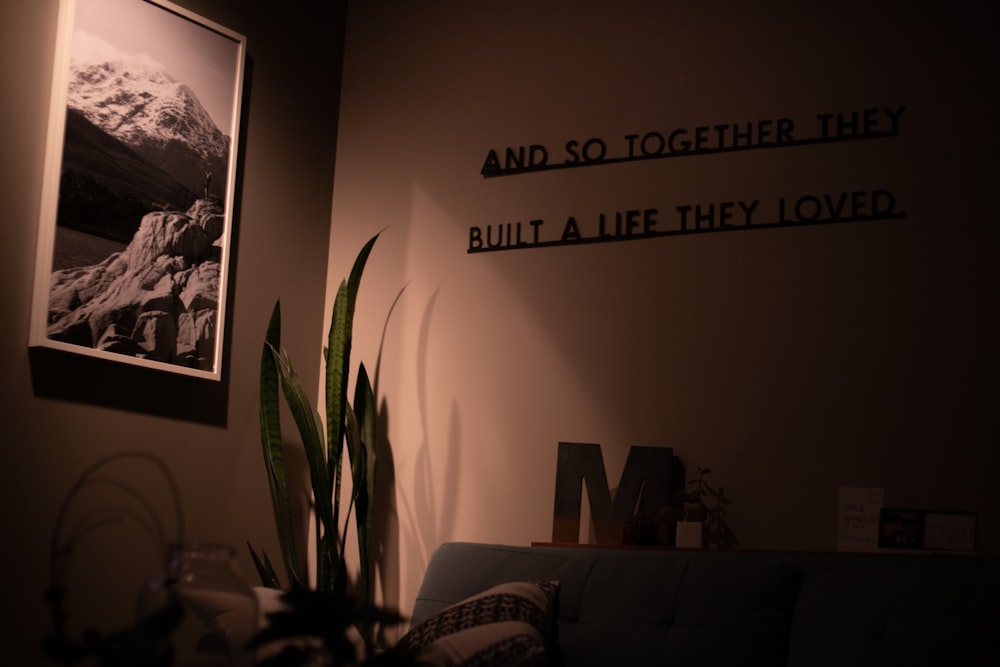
[65,55,230,200]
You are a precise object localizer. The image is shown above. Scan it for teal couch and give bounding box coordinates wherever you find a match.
[407,542,1000,666]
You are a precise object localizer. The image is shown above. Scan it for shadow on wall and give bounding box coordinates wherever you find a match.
[392,286,462,622]
[28,345,230,426]
[372,397,399,643]
[370,281,437,640]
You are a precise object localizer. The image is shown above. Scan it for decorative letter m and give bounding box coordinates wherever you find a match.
[552,442,673,544]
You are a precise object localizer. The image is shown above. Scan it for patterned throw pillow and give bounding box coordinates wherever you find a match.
[395,580,560,667]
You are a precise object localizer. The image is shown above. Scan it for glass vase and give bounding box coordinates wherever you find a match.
[138,542,258,666]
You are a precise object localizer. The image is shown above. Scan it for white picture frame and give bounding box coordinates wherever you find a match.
[29,0,246,381]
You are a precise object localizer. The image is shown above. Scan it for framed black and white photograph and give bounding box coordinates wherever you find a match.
[29,0,246,381]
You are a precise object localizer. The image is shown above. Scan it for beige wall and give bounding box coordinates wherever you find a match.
[327,1,999,619]
[0,0,345,663]
[2,1,997,659]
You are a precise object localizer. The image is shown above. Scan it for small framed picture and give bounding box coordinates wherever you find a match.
[877,509,925,549]
[878,508,977,553]
[29,0,246,381]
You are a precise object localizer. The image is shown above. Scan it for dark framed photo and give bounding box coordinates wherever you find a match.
[29,0,246,381]
[878,508,978,552]
[877,509,925,549]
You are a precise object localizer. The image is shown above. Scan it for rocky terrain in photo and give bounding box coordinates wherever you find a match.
[46,197,225,372]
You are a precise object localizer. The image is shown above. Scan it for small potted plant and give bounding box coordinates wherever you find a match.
[682,466,737,549]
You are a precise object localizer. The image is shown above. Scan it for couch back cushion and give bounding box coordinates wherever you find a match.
[554,551,801,667]
[411,544,802,667]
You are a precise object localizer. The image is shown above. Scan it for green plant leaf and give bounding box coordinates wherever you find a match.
[324,233,379,598]
[325,234,379,525]
[273,347,335,552]
[337,402,363,594]
[258,302,300,589]
[248,542,282,589]
[352,363,377,609]
[327,280,350,553]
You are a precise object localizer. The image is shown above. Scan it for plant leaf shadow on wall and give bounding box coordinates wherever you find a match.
[394,285,462,596]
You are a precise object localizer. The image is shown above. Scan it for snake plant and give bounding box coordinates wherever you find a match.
[250,233,380,613]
